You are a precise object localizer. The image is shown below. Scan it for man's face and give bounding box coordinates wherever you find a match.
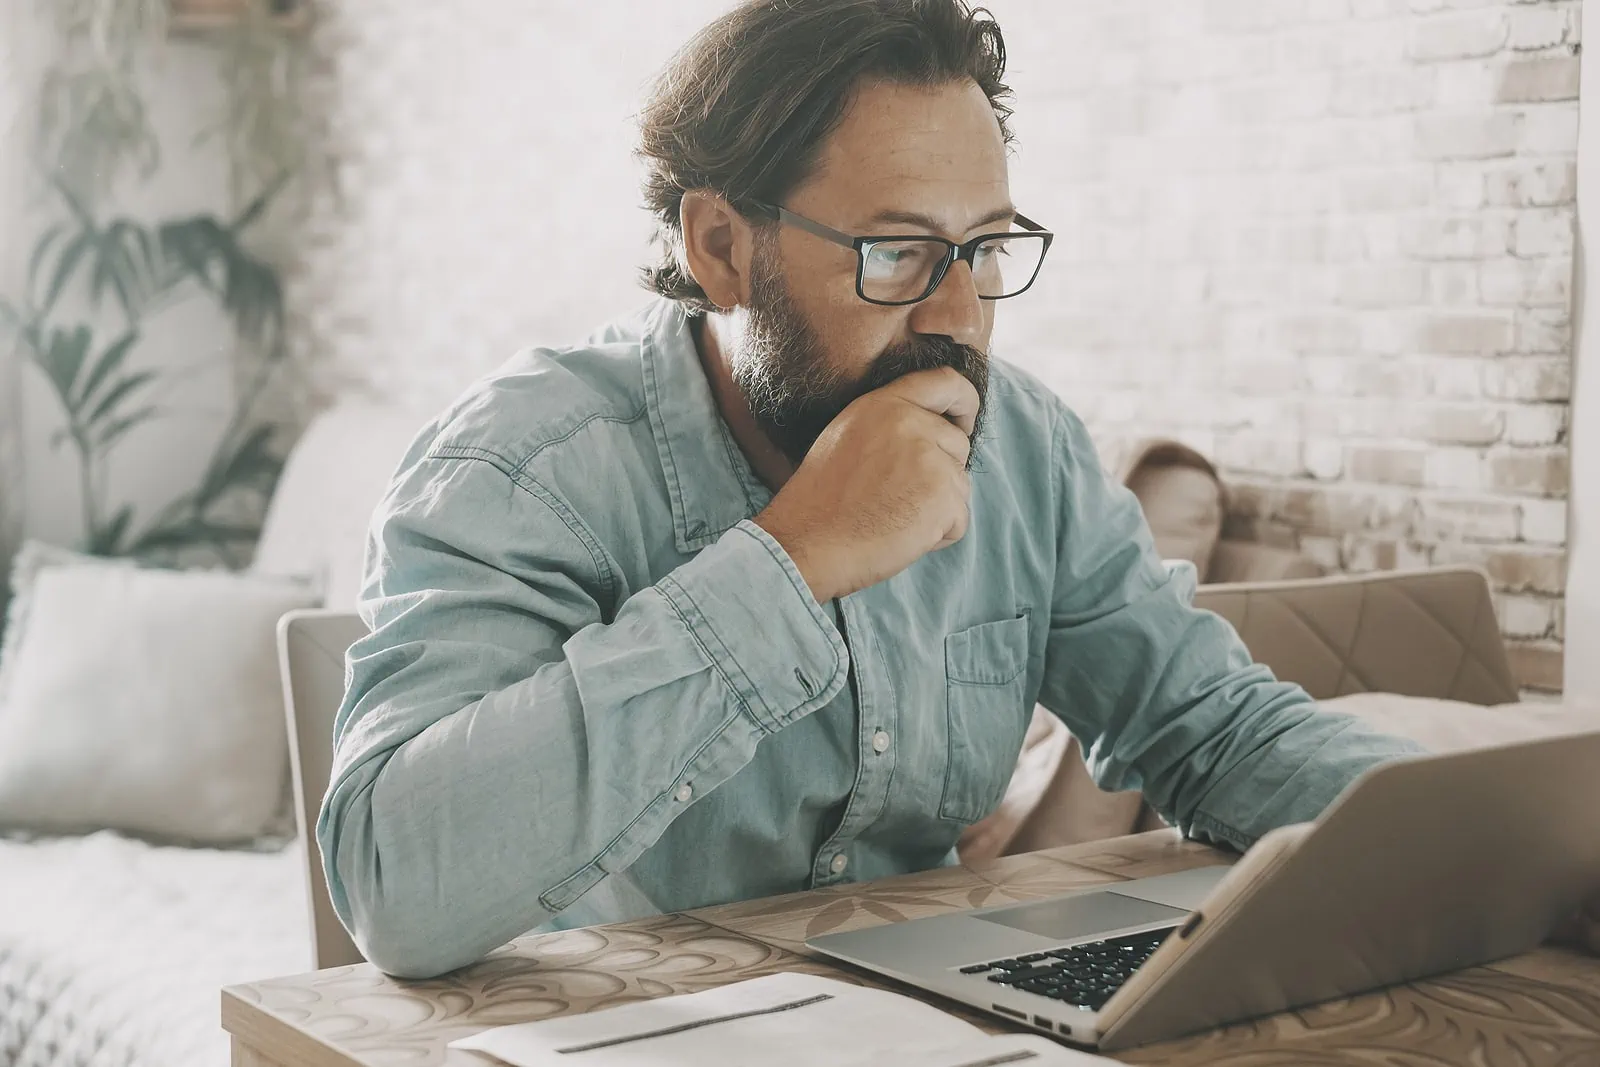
[730,78,1011,466]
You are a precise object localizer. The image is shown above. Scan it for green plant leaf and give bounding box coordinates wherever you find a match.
[198,422,280,504]
[158,216,228,293]
[85,369,157,428]
[128,517,262,555]
[42,230,93,313]
[38,324,93,407]
[228,171,289,233]
[95,405,160,450]
[73,329,139,409]
[26,223,66,295]
[90,505,136,557]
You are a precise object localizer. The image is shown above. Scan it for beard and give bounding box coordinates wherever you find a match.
[731,242,989,468]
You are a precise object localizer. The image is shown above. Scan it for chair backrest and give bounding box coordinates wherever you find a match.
[278,608,371,969]
[1194,566,1519,706]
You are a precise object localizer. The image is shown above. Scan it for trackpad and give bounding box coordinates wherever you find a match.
[976,892,1188,941]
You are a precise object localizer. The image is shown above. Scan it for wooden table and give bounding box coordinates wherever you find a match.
[223,830,1600,1066]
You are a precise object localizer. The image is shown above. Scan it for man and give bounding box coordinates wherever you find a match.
[320,0,1426,980]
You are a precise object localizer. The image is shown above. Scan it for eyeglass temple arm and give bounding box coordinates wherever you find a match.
[752,202,859,250]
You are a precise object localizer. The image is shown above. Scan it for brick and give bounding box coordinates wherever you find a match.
[1414,112,1519,159]
[1483,358,1571,401]
[1436,165,1487,209]
[1410,311,1515,354]
[1349,444,1428,486]
[1505,403,1567,446]
[1430,264,1480,304]
[1215,433,1305,476]
[1408,404,1504,445]
[1303,438,1345,479]
[1484,547,1568,595]
[1299,534,1344,570]
[1506,641,1565,692]
[1480,257,1571,307]
[1514,308,1571,354]
[1487,448,1569,496]
[1512,207,1574,258]
[1331,69,1437,115]
[1497,56,1582,102]
[1497,593,1557,639]
[1521,499,1569,544]
[1413,496,1520,542]
[1408,11,1508,60]
[1507,8,1571,51]
[1435,61,1500,107]
[1518,103,1580,153]
[1345,537,1401,572]
[1275,314,1362,351]
[1401,215,1511,259]
[1484,160,1576,207]
[1338,265,1430,307]
[1274,484,1413,535]
[1339,169,1434,211]
[1424,447,1485,489]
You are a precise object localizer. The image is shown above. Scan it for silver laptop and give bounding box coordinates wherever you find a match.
[809,729,1600,1052]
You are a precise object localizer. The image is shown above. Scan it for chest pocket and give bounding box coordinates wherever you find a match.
[940,613,1032,825]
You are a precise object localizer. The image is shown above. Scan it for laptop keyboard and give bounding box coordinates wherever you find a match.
[957,926,1177,1011]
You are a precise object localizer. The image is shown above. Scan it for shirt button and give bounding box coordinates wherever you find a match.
[871,730,891,754]
[830,853,849,875]
[674,783,693,803]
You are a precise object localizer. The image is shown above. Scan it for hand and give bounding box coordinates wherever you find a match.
[754,367,978,603]
[1550,891,1600,955]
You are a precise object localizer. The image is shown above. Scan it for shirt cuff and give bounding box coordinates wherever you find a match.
[658,519,850,734]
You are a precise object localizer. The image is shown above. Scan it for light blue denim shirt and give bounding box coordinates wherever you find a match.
[320,297,1421,978]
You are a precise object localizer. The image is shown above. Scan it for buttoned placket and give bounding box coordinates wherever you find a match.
[810,593,898,886]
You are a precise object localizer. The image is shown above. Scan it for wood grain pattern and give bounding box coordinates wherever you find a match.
[222,833,1600,1066]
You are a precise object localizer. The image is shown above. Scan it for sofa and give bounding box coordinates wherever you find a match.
[0,403,1590,1067]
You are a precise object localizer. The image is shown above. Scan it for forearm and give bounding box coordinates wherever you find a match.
[319,520,848,978]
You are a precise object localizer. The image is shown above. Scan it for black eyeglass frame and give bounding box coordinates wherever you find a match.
[748,200,1054,307]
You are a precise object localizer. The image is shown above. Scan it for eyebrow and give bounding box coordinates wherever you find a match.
[865,205,1018,237]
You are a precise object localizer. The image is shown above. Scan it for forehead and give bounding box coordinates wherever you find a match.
[793,78,1010,234]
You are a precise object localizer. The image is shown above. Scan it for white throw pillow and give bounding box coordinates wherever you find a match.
[0,544,318,843]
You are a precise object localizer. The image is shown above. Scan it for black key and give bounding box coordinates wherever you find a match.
[960,963,994,974]
[990,958,1026,970]
[988,964,1060,985]
[1017,952,1049,962]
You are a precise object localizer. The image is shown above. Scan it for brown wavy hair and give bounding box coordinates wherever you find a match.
[636,0,1014,315]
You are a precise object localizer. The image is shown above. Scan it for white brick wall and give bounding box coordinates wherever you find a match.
[286,0,1579,690]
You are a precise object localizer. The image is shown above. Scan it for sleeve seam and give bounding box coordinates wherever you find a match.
[424,446,618,604]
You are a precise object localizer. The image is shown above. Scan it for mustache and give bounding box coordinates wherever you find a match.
[858,335,988,396]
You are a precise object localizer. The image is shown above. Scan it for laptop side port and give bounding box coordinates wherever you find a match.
[1059,1021,1075,1038]
[992,1004,1027,1021]
[1033,1015,1052,1028]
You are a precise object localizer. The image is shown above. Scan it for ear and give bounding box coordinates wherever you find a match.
[680,191,757,311]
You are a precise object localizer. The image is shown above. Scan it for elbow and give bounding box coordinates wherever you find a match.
[319,784,487,981]
[354,908,474,980]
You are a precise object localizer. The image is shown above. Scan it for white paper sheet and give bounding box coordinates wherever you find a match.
[450,972,1118,1067]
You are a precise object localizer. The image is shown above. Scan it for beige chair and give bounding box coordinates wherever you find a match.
[1195,566,1518,705]
[278,608,370,969]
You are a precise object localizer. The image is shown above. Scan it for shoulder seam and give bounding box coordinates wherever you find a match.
[421,446,619,602]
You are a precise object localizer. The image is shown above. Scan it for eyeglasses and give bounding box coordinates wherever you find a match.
[749,201,1053,307]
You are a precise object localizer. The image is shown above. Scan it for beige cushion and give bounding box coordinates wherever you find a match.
[253,403,428,610]
[0,545,317,842]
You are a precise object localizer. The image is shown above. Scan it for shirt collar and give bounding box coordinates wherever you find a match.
[641,299,773,554]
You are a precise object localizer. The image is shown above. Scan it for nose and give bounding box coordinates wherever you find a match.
[907,258,985,348]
